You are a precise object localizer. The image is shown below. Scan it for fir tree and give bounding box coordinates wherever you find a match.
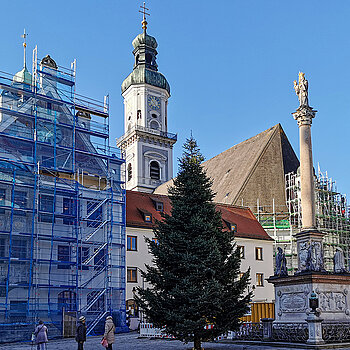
[136,137,252,350]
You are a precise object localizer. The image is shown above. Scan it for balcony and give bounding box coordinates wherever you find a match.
[117,125,177,145]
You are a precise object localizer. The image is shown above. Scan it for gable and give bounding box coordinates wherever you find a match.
[155,124,299,214]
[235,125,288,210]
[202,125,279,205]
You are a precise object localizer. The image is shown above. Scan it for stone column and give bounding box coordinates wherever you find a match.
[292,75,325,273]
[292,106,317,230]
[261,318,274,341]
[306,313,324,345]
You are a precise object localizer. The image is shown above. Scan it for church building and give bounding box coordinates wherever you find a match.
[118,15,275,323]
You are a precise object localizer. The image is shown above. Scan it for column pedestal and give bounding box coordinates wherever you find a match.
[306,313,324,345]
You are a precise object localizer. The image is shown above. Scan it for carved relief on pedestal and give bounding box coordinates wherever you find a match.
[281,292,308,312]
[277,287,310,316]
[299,241,309,271]
[317,290,348,313]
[297,239,324,273]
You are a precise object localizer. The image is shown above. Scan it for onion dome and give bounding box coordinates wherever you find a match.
[122,30,170,95]
[13,66,32,86]
[132,32,158,50]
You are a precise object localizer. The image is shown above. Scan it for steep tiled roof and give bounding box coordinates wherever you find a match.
[155,125,278,201]
[126,190,273,241]
[216,203,273,241]
[201,125,279,205]
[155,124,299,210]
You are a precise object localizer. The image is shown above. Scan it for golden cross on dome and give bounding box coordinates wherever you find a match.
[21,29,28,68]
[139,2,150,31]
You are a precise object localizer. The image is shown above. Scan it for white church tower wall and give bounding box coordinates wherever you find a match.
[117,17,176,193]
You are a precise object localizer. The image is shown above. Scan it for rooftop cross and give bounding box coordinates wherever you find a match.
[139,2,150,32]
[21,29,28,68]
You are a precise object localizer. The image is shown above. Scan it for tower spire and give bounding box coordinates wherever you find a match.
[139,2,150,32]
[21,29,28,69]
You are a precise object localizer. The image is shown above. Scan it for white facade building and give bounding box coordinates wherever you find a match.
[125,191,275,310]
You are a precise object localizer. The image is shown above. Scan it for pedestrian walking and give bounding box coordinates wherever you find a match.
[34,320,48,350]
[76,316,87,350]
[102,316,115,350]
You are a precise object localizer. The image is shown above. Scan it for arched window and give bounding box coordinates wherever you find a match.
[126,298,139,317]
[127,163,132,182]
[58,290,77,311]
[150,161,160,180]
[150,120,159,130]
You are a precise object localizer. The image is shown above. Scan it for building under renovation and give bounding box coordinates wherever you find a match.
[0,46,126,341]
[156,124,350,272]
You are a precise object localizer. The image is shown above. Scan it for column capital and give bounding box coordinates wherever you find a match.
[292,106,317,127]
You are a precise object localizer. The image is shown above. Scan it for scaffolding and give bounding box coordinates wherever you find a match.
[250,167,350,273]
[252,199,298,273]
[243,165,350,273]
[315,166,350,270]
[0,48,126,341]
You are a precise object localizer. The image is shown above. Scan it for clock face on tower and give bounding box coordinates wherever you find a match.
[147,95,161,111]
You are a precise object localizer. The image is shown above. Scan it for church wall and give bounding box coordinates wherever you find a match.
[236,130,288,213]
[125,142,138,191]
[121,83,174,193]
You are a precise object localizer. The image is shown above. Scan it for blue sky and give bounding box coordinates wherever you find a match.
[1,0,349,198]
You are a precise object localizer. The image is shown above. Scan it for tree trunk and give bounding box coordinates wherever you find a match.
[193,334,202,350]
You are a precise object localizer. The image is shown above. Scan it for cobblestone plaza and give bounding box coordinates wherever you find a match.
[2,332,350,350]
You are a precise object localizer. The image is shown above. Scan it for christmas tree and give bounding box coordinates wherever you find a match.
[136,137,252,350]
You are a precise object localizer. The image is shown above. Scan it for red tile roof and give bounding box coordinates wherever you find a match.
[126,190,273,241]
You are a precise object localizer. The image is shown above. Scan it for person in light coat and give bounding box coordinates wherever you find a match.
[103,315,115,350]
[34,320,48,350]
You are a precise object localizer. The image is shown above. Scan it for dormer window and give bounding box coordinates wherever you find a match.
[224,220,237,233]
[138,208,152,223]
[154,201,163,212]
[156,202,163,211]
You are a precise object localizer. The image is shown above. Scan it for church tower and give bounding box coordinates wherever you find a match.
[117,7,177,193]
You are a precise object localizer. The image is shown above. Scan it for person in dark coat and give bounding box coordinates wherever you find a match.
[34,320,48,350]
[76,316,87,350]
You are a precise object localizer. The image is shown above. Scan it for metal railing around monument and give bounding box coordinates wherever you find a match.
[229,322,308,344]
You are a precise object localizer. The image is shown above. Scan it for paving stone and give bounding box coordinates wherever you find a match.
[2,332,350,350]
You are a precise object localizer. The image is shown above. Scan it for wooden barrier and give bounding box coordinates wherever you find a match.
[241,302,275,323]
